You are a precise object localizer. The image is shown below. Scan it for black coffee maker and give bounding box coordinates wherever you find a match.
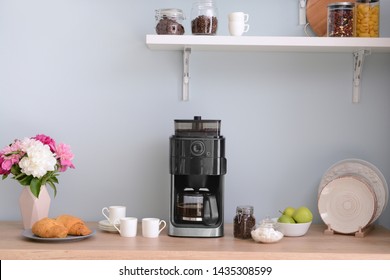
[169,116,227,237]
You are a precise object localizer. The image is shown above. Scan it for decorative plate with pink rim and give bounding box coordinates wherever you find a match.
[318,176,376,234]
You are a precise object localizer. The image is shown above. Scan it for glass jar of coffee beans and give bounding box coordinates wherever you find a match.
[234,205,256,239]
[155,8,185,35]
[191,0,218,35]
[327,2,355,37]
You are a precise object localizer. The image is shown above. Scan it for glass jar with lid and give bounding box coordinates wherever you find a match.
[191,0,218,35]
[233,205,256,239]
[155,8,185,35]
[356,0,380,37]
[251,217,283,243]
[327,2,355,37]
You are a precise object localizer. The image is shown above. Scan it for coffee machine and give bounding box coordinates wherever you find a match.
[169,116,227,237]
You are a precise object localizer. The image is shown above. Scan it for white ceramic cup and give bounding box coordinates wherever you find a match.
[228,12,249,23]
[142,218,166,238]
[102,205,126,225]
[113,217,138,237]
[228,21,250,36]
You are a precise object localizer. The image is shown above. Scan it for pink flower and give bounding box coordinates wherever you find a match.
[0,153,10,175]
[56,143,75,172]
[0,140,24,174]
[33,134,56,153]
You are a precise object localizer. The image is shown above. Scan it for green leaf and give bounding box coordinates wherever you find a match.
[14,172,26,180]
[47,180,57,197]
[18,175,33,186]
[10,165,21,175]
[30,178,42,198]
[51,176,59,184]
[41,174,50,186]
[2,174,8,180]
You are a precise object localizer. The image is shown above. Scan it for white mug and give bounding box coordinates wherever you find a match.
[228,21,250,36]
[228,12,249,23]
[142,218,166,238]
[102,205,126,224]
[114,217,138,237]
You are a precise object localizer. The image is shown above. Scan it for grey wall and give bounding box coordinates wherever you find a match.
[1,0,390,229]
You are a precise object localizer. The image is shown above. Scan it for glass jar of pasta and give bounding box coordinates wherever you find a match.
[356,0,380,37]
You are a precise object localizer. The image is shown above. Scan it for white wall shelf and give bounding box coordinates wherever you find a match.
[146,35,390,102]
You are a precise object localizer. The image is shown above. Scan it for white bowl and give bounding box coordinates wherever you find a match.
[276,221,312,237]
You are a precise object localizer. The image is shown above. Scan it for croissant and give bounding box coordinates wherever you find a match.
[56,214,92,236]
[32,218,68,238]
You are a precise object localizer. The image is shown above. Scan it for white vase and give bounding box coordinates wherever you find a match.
[19,185,51,229]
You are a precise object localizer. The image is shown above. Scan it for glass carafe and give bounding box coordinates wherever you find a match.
[177,191,219,225]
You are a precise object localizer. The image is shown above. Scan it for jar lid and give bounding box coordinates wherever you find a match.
[236,205,254,214]
[192,0,217,7]
[193,0,215,3]
[258,217,276,228]
[356,0,379,3]
[328,2,355,8]
[155,8,185,20]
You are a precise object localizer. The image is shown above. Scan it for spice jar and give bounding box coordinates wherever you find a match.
[191,0,218,35]
[327,2,355,37]
[233,205,256,239]
[356,0,380,37]
[155,8,185,35]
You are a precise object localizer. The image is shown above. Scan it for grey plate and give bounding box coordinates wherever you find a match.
[22,229,96,242]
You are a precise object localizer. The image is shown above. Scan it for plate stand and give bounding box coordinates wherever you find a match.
[323,224,375,238]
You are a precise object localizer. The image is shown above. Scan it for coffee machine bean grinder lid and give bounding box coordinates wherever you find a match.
[174,116,221,138]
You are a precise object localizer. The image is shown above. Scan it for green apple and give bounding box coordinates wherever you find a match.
[277,214,296,223]
[281,206,295,217]
[292,206,313,223]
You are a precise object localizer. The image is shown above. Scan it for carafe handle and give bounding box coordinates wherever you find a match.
[203,194,219,225]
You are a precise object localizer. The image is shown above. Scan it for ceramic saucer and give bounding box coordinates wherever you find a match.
[98,220,119,233]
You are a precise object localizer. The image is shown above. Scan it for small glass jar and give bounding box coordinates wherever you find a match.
[356,0,380,37]
[251,218,283,243]
[191,0,218,35]
[327,2,355,37]
[233,205,256,239]
[155,8,185,35]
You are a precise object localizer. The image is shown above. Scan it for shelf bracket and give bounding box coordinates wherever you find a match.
[182,47,191,101]
[352,49,371,104]
[298,0,307,25]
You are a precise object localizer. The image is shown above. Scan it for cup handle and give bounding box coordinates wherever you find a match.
[244,14,249,23]
[244,24,250,33]
[113,218,121,234]
[158,220,167,234]
[102,207,110,221]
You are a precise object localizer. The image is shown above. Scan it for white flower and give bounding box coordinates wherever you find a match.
[18,139,57,178]
[20,137,37,152]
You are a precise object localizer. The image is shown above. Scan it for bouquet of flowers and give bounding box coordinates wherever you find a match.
[1,134,75,198]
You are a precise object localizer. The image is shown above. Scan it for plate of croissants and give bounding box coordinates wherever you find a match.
[22,214,95,242]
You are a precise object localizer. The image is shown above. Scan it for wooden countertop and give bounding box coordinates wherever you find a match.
[1,222,390,260]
